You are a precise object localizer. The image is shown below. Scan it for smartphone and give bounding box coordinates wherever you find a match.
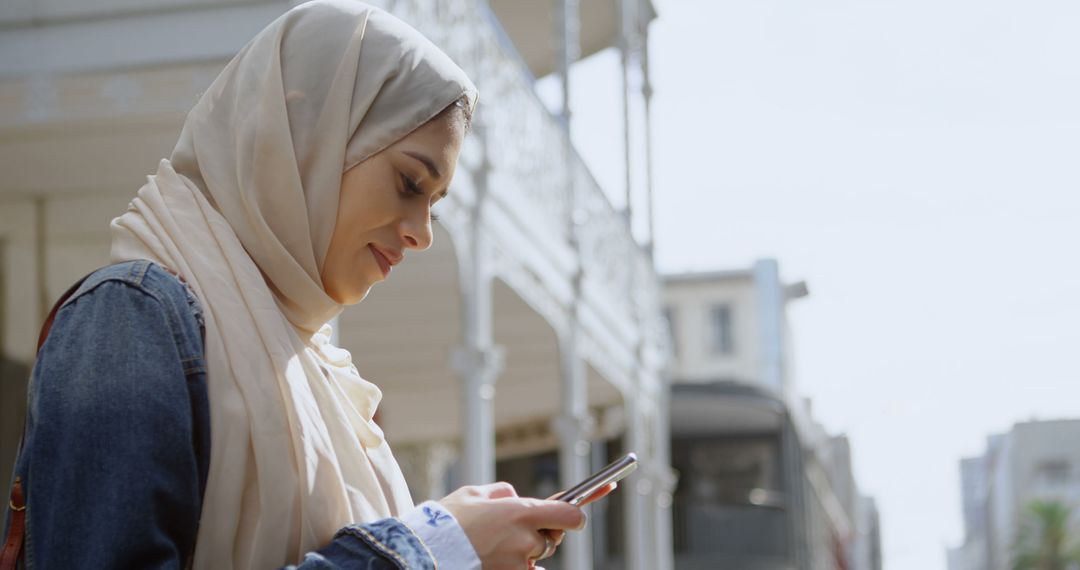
[550,452,638,506]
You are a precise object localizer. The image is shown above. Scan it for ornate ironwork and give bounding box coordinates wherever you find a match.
[384,0,667,362]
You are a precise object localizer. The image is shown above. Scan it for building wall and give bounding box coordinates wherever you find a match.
[663,273,761,387]
[960,455,990,542]
[993,420,1080,570]
[0,193,135,361]
[663,263,880,570]
[952,419,1080,570]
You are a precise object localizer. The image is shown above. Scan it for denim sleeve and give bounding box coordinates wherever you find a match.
[16,272,437,570]
[22,279,204,569]
[289,519,437,570]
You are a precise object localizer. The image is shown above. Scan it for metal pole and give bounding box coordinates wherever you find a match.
[622,391,651,570]
[555,0,580,132]
[556,319,594,570]
[641,17,656,258]
[618,0,634,225]
[556,1,590,555]
[652,384,675,570]
[454,120,500,485]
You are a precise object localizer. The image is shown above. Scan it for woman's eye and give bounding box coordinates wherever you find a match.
[399,173,424,196]
[399,172,439,222]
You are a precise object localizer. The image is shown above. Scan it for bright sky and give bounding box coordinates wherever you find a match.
[549,0,1080,568]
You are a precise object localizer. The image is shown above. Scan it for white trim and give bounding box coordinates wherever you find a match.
[0,1,289,78]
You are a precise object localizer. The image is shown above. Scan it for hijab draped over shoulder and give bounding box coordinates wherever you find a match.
[110,1,477,567]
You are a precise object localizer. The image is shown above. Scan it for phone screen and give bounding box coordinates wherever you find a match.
[550,452,638,506]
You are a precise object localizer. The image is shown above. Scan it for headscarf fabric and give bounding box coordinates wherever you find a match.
[109,2,477,567]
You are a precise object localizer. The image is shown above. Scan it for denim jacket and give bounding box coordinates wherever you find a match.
[3,260,477,569]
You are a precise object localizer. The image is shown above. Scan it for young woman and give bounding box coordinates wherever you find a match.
[1,2,610,568]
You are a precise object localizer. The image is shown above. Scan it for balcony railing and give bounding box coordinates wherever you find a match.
[385,0,666,353]
[673,499,791,568]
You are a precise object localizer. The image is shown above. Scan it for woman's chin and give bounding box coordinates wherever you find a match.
[325,277,374,305]
[348,285,374,305]
[339,283,374,305]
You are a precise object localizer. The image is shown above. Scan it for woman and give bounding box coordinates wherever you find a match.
[1,1,609,568]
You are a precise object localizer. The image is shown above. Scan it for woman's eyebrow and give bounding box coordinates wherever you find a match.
[403,150,442,181]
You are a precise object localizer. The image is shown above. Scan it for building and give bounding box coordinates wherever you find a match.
[948,420,1080,570]
[663,259,882,570]
[0,1,674,568]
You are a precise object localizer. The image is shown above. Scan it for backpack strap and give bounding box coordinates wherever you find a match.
[2,272,94,570]
[35,274,95,354]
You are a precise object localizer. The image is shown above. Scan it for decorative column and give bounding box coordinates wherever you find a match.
[554,291,594,570]
[555,2,591,561]
[640,14,656,257]
[622,389,652,570]
[652,384,677,570]
[452,119,502,485]
[554,0,580,131]
[617,0,635,221]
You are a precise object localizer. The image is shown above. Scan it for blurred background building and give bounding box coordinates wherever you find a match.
[947,419,1080,570]
[663,260,881,570]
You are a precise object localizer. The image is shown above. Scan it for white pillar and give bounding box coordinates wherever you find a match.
[623,391,651,570]
[554,0,580,131]
[555,318,594,570]
[640,17,656,257]
[453,120,501,485]
[617,0,635,221]
[556,3,590,562]
[451,339,502,484]
[652,383,677,570]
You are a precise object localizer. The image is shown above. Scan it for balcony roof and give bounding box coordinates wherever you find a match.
[670,382,786,436]
[486,0,657,78]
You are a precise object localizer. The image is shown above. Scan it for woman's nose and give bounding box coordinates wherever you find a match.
[400,212,434,251]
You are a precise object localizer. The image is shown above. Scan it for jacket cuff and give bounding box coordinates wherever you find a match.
[331,518,437,570]
[400,501,482,570]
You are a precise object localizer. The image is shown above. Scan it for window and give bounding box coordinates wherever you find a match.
[709,304,734,355]
[1038,460,1071,486]
[671,436,788,558]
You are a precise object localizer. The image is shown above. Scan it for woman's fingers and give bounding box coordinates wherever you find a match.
[578,482,617,507]
[517,498,586,530]
[549,529,566,546]
[529,529,551,560]
[483,481,518,499]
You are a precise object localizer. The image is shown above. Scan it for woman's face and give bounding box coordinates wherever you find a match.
[322,111,465,304]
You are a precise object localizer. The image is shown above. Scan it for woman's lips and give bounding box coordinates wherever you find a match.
[369,244,392,278]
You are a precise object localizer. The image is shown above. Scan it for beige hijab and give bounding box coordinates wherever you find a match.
[109,1,477,567]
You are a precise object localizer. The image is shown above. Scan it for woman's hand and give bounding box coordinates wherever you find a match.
[538,482,616,565]
[438,481,616,569]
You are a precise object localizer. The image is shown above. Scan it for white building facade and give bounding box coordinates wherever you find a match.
[948,420,1080,570]
[663,260,882,570]
[0,1,674,568]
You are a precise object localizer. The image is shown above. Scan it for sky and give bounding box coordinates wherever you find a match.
[544,0,1080,568]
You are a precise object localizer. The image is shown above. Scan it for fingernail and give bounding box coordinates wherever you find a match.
[577,512,588,530]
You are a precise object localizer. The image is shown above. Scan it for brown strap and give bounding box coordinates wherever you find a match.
[36,274,93,354]
[1,273,95,570]
[0,477,26,570]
